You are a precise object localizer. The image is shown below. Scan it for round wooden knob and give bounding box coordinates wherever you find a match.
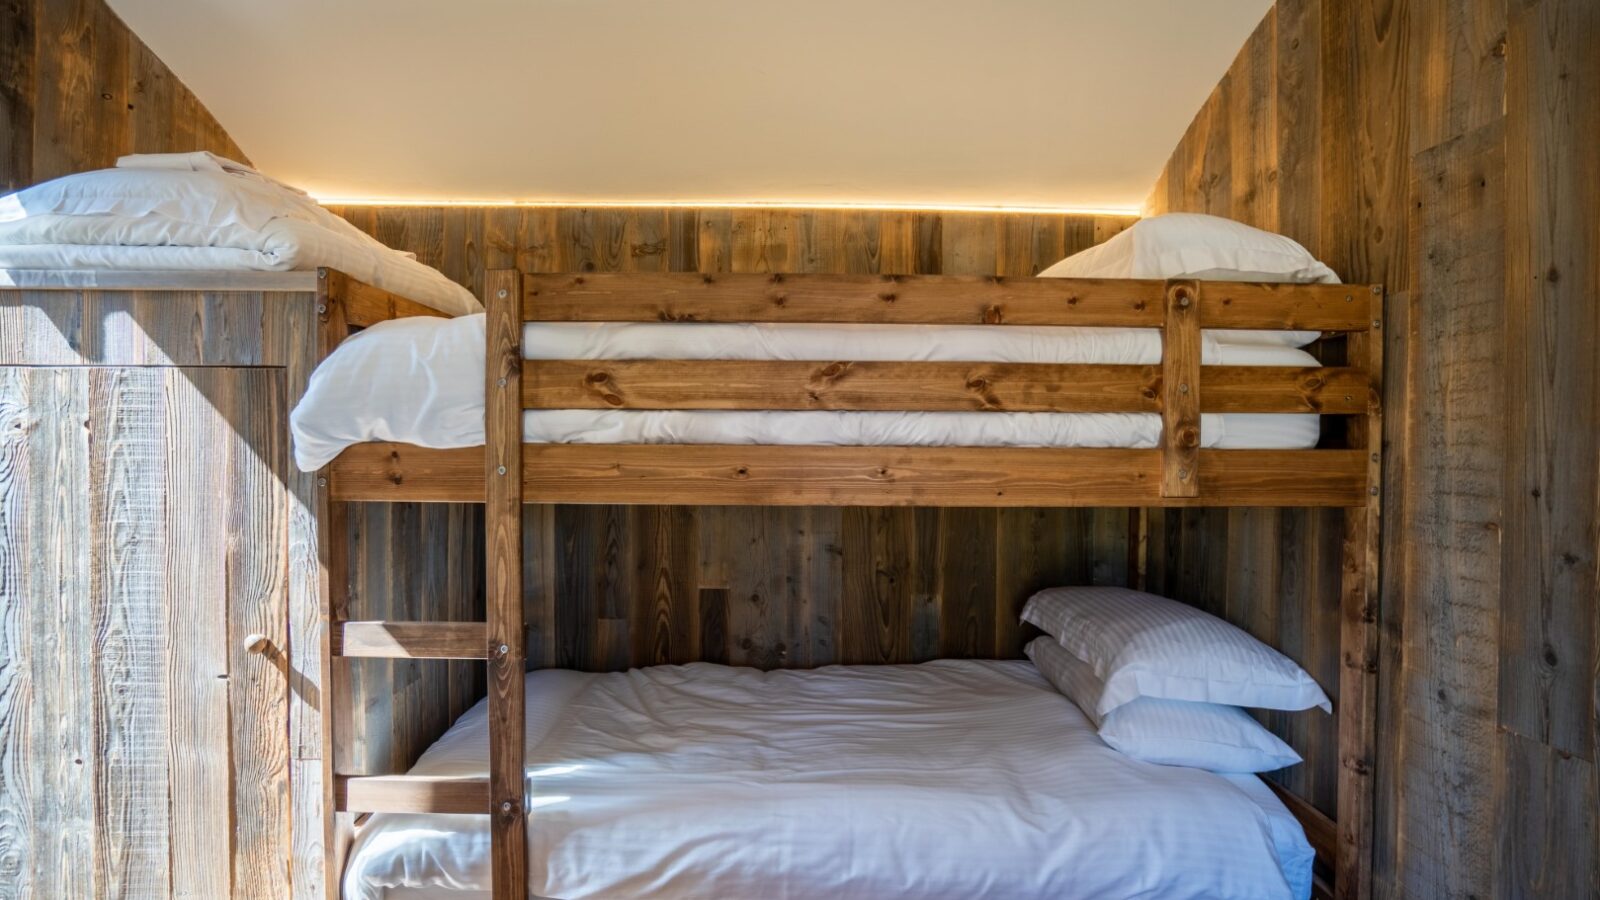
[244,634,272,654]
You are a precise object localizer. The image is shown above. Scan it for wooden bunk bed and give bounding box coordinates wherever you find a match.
[319,269,1383,900]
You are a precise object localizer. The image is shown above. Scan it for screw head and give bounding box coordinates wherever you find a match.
[1178,467,1190,479]
[497,289,508,299]
[497,377,507,387]
[499,643,509,655]
[1372,319,1382,328]
[497,465,507,476]
[315,303,327,314]
[1369,486,1379,496]
[317,477,327,488]
[1178,383,1190,394]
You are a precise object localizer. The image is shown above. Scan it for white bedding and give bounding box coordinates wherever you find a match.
[0,155,480,315]
[342,661,1314,900]
[290,315,1322,470]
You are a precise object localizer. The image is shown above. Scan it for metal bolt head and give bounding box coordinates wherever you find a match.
[1369,486,1379,496]
[315,303,327,314]
[497,465,508,476]
[500,800,514,813]
[1372,319,1382,328]
[497,377,507,387]
[497,289,509,299]
[1178,467,1190,479]
[1177,294,1191,308]
[317,477,328,488]
[1178,383,1190,394]
[499,643,509,655]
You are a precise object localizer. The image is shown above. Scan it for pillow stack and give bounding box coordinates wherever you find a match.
[1022,585,1329,774]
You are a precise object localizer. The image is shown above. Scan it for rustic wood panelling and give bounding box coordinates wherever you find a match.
[2,0,247,191]
[1147,0,1599,896]
[0,366,290,898]
[329,204,1140,672]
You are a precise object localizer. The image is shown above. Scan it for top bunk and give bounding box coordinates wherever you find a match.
[322,269,1383,509]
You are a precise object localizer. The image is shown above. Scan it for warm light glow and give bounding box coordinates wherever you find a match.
[310,195,1142,217]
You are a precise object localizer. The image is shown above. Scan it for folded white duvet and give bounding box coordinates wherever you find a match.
[289,315,1321,470]
[343,661,1313,900]
[0,160,480,315]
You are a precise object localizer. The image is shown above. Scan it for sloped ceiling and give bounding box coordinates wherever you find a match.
[107,0,1271,211]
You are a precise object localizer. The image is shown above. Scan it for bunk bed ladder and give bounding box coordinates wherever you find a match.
[320,269,529,900]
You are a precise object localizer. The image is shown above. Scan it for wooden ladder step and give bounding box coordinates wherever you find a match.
[334,775,491,814]
[332,620,489,659]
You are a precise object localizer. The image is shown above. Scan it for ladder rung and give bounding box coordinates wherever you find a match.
[334,775,491,814]
[333,620,488,659]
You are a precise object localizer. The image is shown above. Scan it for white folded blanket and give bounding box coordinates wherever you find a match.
[0,155,480,316]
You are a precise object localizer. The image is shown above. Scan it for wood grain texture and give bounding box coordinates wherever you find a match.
[334,775,489,815]
[524,272,1374,331]
[334,621,488,659]
[4,0,247,191]
[1159,280,1201,497]
[483,269,526,900]
[1149,1,1598,897]
[524,359,1372,415]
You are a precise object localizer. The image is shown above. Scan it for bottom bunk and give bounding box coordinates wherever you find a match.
[343,659,1315,900]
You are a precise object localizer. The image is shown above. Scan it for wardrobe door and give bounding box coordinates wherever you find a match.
[0,366,291,899]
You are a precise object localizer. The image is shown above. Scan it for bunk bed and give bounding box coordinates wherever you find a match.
[316,269,1384,900]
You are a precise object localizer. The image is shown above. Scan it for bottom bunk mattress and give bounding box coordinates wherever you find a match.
[342,660,1314,900]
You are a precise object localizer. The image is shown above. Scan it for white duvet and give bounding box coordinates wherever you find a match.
[0,152,480,315]
[289,315,1322,471]
[343,660,1314,900]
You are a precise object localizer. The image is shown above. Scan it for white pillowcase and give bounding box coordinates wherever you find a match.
[1026,637,1302,773]
[1038,213,1338,347]
[1021,585,1331,716]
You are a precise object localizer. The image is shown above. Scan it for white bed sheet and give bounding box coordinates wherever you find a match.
[343,661,1314,900]
[290,315,1322,470]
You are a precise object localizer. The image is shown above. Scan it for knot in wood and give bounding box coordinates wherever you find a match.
[877,292,897,303]
[982,306,1003,324]
[1177,427,1200,449]
[585,371,611,384]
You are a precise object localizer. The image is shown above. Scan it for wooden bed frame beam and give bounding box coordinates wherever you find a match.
[332,621,489,659]
[334,775,491,815]
[524,360,1372,415]
[327,444,1370,508]
[524,272,1377,331]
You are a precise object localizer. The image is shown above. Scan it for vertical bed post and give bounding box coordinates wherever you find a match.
[1336,287,1383,900]
[1160,279,1201,498]
[315,269,354,899]
[485,268,527,899]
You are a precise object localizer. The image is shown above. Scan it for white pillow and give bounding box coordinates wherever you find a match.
[1026,637,1302,773]
[1038,213,1338,347]
[1021,585,1331,716]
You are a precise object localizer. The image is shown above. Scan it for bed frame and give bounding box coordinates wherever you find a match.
[319,269,1383,900]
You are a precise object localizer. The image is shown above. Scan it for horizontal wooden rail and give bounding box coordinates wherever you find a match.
[333,775,490,814]
[332,621,488,659]
[523,360,1371,415]
[525,273,1378,331]
[328,443,1369,507]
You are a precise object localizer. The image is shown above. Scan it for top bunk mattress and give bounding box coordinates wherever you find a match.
[343,660,1314,900]
[291,315,1324,470]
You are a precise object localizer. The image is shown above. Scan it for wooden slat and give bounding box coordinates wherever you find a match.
[524,359,1372,414]
[332,621,488,659]
[524,272,1376,331]
[329,443,1368,508]
[484,269,527,900]
[333,775,489,815]
[319,268,450,328]
[1160,280,1201,497]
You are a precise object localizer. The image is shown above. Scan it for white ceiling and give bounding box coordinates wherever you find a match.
[109,0,1270,212]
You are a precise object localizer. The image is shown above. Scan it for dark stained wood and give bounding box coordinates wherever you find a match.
[329,443,1371,509]
[333,621,489,659]
[333,775,490,815]
[483,269,526,900]
[1149,1,1599,897]
[523,272,1375,331]
[524,359,1372,415]
[1160,280,1201,497]
[4,0,247,191]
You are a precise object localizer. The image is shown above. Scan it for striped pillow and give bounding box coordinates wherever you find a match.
[1026,637,1302,773]
[1021,586,1331,716]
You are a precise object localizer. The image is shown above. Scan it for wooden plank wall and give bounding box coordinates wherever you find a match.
[0,366,291,897]
[1145,1,1599,896]
[1,0,248,192]
[326,205,1142,673]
